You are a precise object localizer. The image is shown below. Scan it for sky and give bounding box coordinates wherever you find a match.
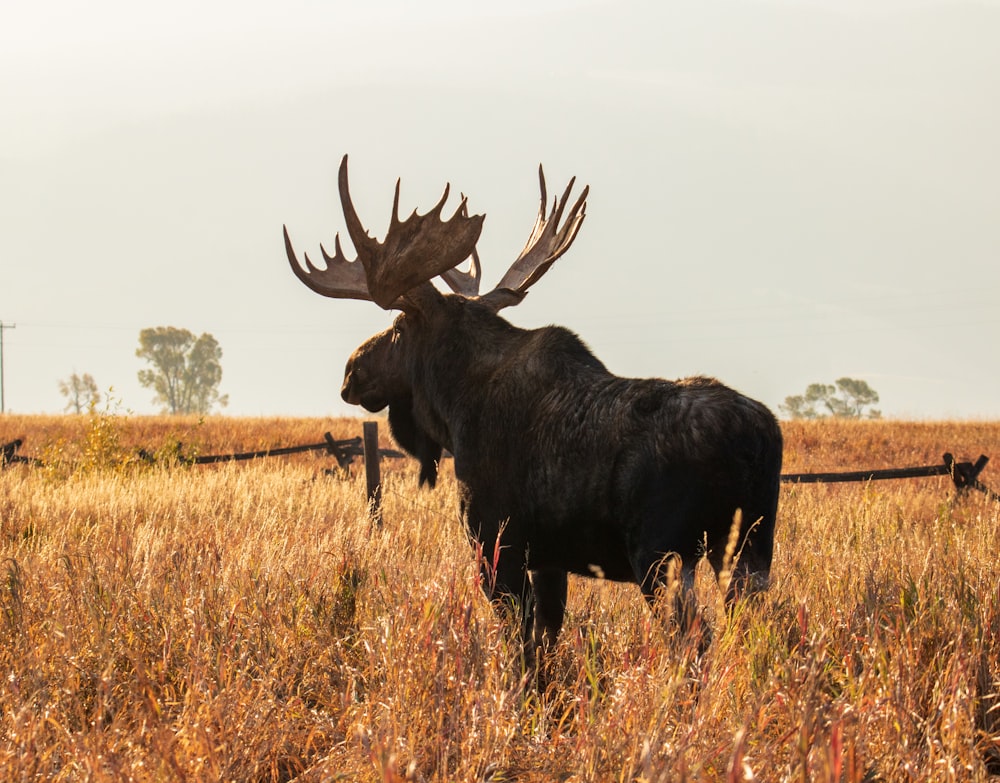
[2,0,999,420]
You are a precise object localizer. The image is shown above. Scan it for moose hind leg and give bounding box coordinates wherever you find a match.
[635,552,700,636]
[721,552,771,608]
[707,511,774,609]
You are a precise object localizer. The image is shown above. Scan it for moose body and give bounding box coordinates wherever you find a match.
[342,293,782,652]
[285,156,782,659]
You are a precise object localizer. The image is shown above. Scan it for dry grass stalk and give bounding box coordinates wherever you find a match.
[1,415,999,781]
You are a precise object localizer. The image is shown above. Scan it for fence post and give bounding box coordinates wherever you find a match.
[362,421,383,525]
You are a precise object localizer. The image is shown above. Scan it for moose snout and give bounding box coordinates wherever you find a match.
[341,368,386,411]
[341,373,358,405]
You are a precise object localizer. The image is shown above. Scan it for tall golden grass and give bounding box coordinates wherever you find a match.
[1,413,999,781]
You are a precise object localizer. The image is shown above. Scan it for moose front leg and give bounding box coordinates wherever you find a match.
[484,566,568,682]
[632,548,713,655]
[479,546,533,645]
[529,568,568,656]
[472,520,546,673]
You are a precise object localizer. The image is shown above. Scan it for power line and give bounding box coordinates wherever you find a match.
[0,321,15,414]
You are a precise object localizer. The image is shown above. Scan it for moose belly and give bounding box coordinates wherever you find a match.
[526,518,634,582]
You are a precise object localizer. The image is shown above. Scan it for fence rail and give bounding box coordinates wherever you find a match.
[141,433,363,469]
[3,431,999,511]
[782,452,999,502]
[2,432,403,470]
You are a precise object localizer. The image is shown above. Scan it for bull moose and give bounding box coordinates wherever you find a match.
[284,155,782,662]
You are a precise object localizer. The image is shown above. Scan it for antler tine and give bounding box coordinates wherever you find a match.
[284,224,372,301]
[439,195,483,297]
[493,165,589,295]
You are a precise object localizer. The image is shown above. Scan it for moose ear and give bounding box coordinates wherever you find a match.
[396,282,445,316]
[475,287,527,313]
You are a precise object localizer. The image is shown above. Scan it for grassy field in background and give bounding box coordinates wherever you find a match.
[1,414,999,781]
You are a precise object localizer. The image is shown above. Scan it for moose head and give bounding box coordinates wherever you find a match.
[284,155,589,486]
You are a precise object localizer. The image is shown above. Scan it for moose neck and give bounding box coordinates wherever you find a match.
[405,302,526,456]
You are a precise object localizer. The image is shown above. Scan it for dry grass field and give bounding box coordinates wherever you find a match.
[2,413,999,782]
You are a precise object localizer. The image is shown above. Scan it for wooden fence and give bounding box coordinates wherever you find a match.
[3,427,999,519]
[1,426,397,523]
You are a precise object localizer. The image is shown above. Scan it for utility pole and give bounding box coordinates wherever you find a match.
[0,321,14,414]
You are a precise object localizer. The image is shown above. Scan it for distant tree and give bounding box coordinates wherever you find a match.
[136,327,229,414]
[58,372,100,413]
[832,377,882,418]
[780,377,881,420]
[780,383,831,420]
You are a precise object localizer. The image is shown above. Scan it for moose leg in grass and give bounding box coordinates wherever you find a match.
[284,155,783,666]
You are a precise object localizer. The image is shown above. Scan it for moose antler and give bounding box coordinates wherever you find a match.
[437,197,483,297]
[286,157,588,309]
[436,168,590,308]
[492,166,589,296]
[284,155,485,309]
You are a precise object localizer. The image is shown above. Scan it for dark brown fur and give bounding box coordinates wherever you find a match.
[342,285,783,660]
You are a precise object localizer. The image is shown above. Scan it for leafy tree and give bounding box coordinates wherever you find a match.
[136,327,229,414]
[780,377,881,420]
[58,372,100,413]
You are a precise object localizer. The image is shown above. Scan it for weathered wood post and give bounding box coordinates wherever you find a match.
[362,421,383,525]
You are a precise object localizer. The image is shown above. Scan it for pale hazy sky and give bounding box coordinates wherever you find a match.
[2,0,999,419]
